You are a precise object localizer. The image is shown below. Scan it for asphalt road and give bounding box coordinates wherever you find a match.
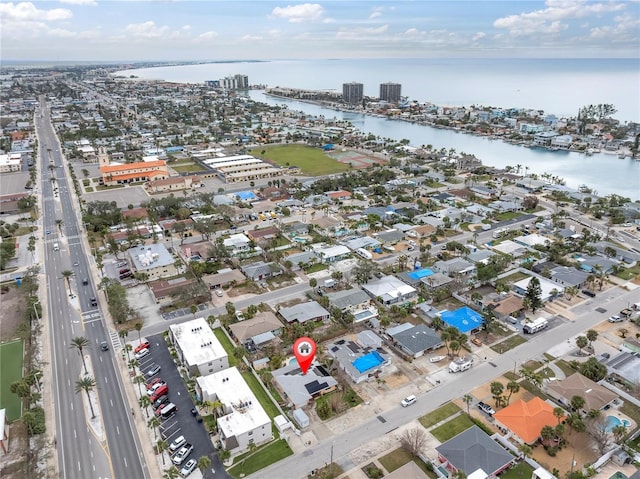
[249,286,640,479]
[37,99,149,479]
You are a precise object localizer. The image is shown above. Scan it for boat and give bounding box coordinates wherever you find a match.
[618,153,626,159]
[429,355,446,363]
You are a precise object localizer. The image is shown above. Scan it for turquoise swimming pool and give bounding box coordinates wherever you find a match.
[605,415,630,432]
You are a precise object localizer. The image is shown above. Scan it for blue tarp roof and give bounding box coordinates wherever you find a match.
[440,306,484,333]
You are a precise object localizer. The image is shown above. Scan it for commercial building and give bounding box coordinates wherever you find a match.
[195,366,272,452]
[127,243,178,281]
[169,318,229,377]
[0,153,22,173]
[342,82,364,105]
[202,155,284,184]
[379,82,402,103]
[145,175,201,194]
[99,160,169,186]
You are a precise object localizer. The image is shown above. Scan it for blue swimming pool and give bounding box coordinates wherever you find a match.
[352,351,385,373]
[605,415,630,433]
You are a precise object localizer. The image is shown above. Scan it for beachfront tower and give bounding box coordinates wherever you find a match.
[379,82,402,104]
[342,82,364,105]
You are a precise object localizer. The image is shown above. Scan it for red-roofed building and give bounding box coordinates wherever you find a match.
[493,397,564,445]
[325,190,352,201]
[99,160,169,186]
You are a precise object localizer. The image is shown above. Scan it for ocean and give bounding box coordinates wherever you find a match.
[116,58,640,199]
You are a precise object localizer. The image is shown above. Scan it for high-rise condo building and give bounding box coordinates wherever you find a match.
[342,82,364,105]
[379,82,402,103]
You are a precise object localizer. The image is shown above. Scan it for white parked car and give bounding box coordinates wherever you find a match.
[608,315,623,323]
[169,435,186,452]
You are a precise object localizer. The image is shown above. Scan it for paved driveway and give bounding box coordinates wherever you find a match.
[144,334,230,479]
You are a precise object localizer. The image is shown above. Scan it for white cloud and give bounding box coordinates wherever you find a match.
[0,2,72,21]
[59,0,97,6]
[271,3,324,23]
[588,12,639,42]
[197,31,218,40]
[241,34,263,41]
[369,7,383,19]
[336,24,388,40]
[472,32,486,41]
[124,21,170,38]
[493,0,626,36]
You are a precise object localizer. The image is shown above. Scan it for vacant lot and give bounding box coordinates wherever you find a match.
[250,145,350,176]
[0,339,24,421]
[419,402,461,428]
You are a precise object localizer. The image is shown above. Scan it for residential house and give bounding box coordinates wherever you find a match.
[148,277,197,304]
[548,266,589,289]
[285,251,318,269]
[241,261,281,281]
[309,215,342,237]
[485,293,525,321]
[466,249,497,265]
[386,324,442,359]
[469,185,498,199]
[278,301,330,324]
[228,312,282,350]
[493,397,563,444]
[283,221,309,237]
[271,361,338,408]
[326,335,391,383]
[169,317,228,377]
[324,190,352,202]
[578,255,617,274]
[606,352,640,385]
[201,269,246,290]
[546,373,618,415]
[435,426,515,476]
[345,236,381,252]
[434,258,476,277]
[440,307,484,334]
[488,199,523,212]
[327,288,378,323]
[195,367,272,452]
[512,275,564,302]
[223,233,252,255]
[247,226,280,243]
[361,275,418,307]
[375,229,405,245]
[314,245,351,263]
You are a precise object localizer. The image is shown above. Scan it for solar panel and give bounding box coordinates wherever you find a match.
[306,380,328,395]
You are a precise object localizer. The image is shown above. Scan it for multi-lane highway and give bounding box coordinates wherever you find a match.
[37,99,149,479]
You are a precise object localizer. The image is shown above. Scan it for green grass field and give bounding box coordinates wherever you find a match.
[0,339,24,421]
[250,145,350,176]
[430,414,475,442]
[228,439,293,478]
[418,402,461,428]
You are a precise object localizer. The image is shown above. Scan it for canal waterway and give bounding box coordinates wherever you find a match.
[248,90,640,201]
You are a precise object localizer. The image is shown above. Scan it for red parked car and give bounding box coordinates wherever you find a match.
[149,385,168,403]
[134,341,150,354]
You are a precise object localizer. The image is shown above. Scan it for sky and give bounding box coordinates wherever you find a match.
[1,0,639,61]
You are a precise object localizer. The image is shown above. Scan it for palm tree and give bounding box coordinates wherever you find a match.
[570,395,586,414]
[163,466,180,478]
[197,456,211,474]
[61,270,74,293]
[70,336,90,374]
[553,407,565,425]
[133,374,146,396]
[139,395,152,418]
[55,219,64,234]
[75,376,97,418]
[540,425,555,445]
[505,380,520,405]
[586,329,598,348]
[462,394,473,415]
[134,321,143,343]
[148,416,161,440]
[157,439,169,467]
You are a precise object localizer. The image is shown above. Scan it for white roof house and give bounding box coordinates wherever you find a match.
[196,366,272,452]
[512,276,563,302]
[315,245,351,263]
[362,275,418,306]
[169,318,228,377]
[223,233,251,254]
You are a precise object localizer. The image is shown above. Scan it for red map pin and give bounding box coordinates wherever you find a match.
[293,337,316,375]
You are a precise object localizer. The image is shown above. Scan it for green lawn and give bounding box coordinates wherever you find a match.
[241,371,280,419]
[378,448,434,477]
[227,439,293,478]
[213,328,239,367]
[418,402,461,428]
[172,163,205,173]
[500,462,534,479]
[616,265,640,280]
[250,145,350,176]
[0,340,24,421]
[430,414,475,442]
[304,263,328,274]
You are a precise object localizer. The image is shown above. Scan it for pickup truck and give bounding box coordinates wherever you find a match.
[620,308,633,318]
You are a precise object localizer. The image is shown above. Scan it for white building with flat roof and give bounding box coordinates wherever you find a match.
[195,366,272,452]
[169,318,228,377]
[127,243,178,280]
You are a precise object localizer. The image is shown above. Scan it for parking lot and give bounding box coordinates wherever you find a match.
[136,334,229,478]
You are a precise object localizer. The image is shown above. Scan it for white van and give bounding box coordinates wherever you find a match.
[53,242,59,251]
[401,395,417,407]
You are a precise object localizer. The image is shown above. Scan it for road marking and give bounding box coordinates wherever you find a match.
[84,318,102,324]
[116,426,120,435]
[123,457,127,468]
[70,402,73,411]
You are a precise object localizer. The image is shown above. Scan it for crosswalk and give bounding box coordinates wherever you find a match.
[81,311,122,350]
